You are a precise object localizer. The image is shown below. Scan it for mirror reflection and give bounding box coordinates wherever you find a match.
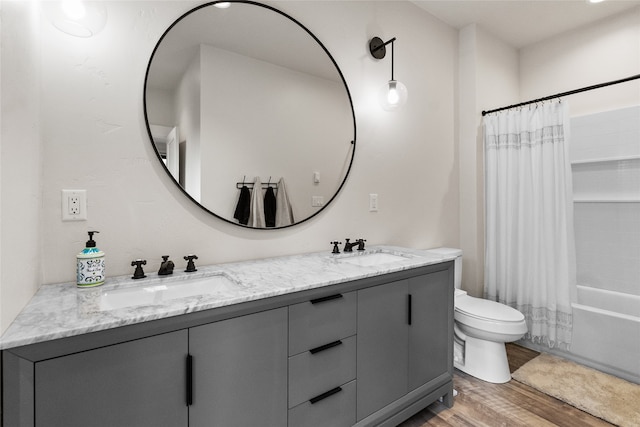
[144,1,356,228]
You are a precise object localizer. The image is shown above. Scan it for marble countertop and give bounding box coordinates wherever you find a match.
[0,246,454,350]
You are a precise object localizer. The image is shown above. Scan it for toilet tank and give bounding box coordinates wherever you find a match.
[425,247,462,289]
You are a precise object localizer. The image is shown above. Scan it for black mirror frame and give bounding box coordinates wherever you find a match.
[143,0,357,230]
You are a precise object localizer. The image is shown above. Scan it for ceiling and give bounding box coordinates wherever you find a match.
[410,0,640,48]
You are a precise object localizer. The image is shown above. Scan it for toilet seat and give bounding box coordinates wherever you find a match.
[456,296,524,322]
[455,294,527,337]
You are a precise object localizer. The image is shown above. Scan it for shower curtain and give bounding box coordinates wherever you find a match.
[483,101,576,349]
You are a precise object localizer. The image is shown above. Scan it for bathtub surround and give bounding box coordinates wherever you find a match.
[510,106,640,385]
[569,106,640,383]
[483,101,576,349]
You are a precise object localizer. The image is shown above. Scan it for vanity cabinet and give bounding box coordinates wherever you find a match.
[287,292,357,427]
[356,269,453,423]
[34,330,189,427]
[3,308,287,427]
[189,307,288,427]
[2,260,454,427]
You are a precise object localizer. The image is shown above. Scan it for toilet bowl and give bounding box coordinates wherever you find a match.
[426,248,528,384]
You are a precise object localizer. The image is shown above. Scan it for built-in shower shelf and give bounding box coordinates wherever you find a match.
[573,198,640,203]
[571,155,640,165]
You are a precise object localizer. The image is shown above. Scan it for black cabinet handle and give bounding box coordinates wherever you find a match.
[186,354,193,406]
[309,386,343,404]
[408,294,412,325]
[309,340,343,355]
[310,293,343,304]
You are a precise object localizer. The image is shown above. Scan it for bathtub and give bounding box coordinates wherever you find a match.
[569,285,640,384]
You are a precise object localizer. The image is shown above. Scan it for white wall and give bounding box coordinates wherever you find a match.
[458,25,519,297]
[0,1,459,333]
[0,1,43,334]
[520,7,640,117]
[175,52,201,198]
[198,44,351,221]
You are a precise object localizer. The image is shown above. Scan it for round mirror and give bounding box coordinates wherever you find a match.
[144,1,356,229]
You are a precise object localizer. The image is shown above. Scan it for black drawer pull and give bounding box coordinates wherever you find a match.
[310,293,343,305]
[408,294,412,325]
[309,386,343,404]
[309,340,343,355]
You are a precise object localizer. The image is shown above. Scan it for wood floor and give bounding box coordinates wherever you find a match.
[398,344,614,427]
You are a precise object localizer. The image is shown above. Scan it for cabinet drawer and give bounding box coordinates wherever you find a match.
[289,291,356,356]
[288,335,356,408]
[288,380,356,427]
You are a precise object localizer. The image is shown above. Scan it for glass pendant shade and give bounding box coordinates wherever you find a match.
[380,79,408,111]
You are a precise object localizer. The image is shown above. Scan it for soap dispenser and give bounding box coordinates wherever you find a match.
[77,231,105,288]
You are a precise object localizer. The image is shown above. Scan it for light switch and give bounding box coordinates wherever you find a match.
[369,193,378,212]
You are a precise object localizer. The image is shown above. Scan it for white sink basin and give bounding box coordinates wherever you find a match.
[100,273,242,311]
[336,251,413,267]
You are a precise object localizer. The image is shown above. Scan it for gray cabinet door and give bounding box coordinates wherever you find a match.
[35,330,189,427]
[189,307,288,427]
[356,280,409,421]
[408,270,452,390]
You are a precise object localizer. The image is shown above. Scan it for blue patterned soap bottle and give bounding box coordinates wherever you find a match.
[77,231,105,288]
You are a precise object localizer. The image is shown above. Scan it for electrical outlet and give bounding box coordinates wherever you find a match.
[62,190,87,221]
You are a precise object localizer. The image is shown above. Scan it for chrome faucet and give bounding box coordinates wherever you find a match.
[344,238,366,252]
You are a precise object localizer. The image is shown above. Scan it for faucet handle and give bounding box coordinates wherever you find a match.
[184,254,198,272]
[131,259,147,280]
[330,241,342,254]
[357,239,367,251]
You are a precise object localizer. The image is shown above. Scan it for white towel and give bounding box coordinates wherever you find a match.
[275,177,294,227]
[248,177,265,228]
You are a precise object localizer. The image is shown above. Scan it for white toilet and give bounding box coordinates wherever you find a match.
[427,248,528,384]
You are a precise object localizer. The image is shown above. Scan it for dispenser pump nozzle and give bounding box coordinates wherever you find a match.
[86,231,99,248]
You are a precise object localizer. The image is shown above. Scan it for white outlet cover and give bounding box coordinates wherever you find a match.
[62,189,87,221]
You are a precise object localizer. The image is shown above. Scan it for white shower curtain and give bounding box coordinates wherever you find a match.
[484,101,576,349]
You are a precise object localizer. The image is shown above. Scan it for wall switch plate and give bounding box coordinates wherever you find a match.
[312,196,324,207]
[62,189,87,221]
[369,193,379,212]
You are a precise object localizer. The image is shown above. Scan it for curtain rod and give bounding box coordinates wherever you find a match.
[481,73,640,116]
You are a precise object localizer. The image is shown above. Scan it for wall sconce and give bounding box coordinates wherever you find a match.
[42,0,107,38]
[369,36,408,111]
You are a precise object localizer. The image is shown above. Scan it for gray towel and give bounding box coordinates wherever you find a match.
[275,177,294,227]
